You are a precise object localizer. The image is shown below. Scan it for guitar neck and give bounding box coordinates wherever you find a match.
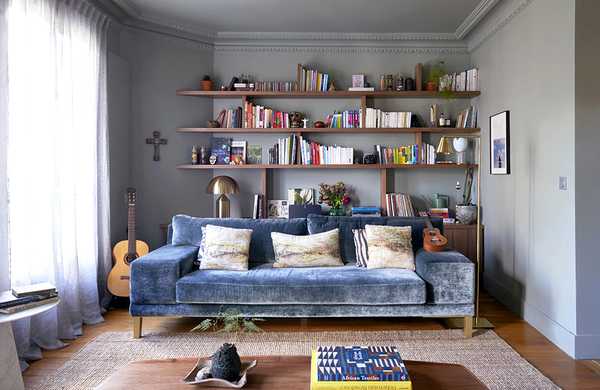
[127,204,136,255]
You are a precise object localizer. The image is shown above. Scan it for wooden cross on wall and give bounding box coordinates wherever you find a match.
[146,131,167,161]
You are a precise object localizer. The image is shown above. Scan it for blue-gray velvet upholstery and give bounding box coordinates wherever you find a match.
[176,264,425,305]
[130,215,474,320]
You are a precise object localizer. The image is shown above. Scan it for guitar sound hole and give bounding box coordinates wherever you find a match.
[124,253,139,265]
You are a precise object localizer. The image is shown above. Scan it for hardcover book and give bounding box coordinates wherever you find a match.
[310,346,411,390]
[210,137,231,165]
[247,144,262,165]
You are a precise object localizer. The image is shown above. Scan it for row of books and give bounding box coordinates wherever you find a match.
[385,193,415,217]
[244,102,293,128]
[375,142,437,165]
[253,80,298,92]
[297,64,330,92]
[456,105,478,128]
[351,206,381,217]
[218,107,243,128]
[0,282,58,314]
[267,135,354,165]
[364,108,413,128]
[439,67,479,92]
[327,110,360,128]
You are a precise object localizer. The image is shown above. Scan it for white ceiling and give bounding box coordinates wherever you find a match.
[116,0,490,36]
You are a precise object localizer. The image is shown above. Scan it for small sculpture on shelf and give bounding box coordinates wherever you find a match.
[289,112,304,128]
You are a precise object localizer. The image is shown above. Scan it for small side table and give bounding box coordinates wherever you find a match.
[0,299,60,390]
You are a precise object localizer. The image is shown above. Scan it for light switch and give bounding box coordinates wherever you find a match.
[559,176,568,191]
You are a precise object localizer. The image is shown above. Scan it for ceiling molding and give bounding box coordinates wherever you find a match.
[455,0,501,39]
[467,0,535,52]
[215,31,458,42]
[214,46,469,55]
[111,0,142,19]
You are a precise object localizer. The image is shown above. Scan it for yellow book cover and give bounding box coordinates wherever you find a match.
[310,349,412,390]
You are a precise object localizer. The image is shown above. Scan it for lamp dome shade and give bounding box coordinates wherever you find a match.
[206,176,239,195]
[436,137,454,155]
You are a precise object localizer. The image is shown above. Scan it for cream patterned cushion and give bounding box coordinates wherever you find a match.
[364,225,414,270]
[199,225,253,271]
[271,229,343,268]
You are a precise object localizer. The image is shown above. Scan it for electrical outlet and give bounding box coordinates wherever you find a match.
[559,176,568,191]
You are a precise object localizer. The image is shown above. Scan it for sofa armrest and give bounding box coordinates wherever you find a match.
[414,249,475,304]
[130,244,198,304]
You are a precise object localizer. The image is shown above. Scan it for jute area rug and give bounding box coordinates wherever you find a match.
[31,329,559,390]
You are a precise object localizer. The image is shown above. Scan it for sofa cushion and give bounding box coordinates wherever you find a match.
[199,225,253,271]
[271,229,343,268]
[307,215,443,263]
[170,215,308,264]
[365,225,414,270]
[176,263,426,305]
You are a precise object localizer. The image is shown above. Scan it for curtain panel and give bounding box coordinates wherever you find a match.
[4,0,111,367]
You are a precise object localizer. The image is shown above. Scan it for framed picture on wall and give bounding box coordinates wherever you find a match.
[489,110,510,175]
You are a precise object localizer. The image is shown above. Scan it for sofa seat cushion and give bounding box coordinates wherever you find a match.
[176,264,426,305]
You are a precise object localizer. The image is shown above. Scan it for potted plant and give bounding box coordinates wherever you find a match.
[425,61,446,91]
[456,168,477,224]
[201,75,213,91]
[318,182,351,216]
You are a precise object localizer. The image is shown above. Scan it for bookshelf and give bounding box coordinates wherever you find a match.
[176,90,480,98]
[177,163,477,170]
[177,127,480,134]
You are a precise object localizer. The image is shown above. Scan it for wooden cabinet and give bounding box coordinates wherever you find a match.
[443,223,483,264]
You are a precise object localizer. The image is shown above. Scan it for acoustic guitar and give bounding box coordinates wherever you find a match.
[422,216,448,252]
[108,188,149,297]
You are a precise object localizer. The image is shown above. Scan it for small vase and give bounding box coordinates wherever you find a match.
[456,205,477,225]
[329,207,346,217]
[201,80,213,91]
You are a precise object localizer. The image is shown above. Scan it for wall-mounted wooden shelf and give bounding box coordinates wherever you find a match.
[177,163,478,170]
[176,90,480,99]
[177,127,481,134]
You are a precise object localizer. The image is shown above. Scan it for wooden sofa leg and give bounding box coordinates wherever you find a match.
[463,316,473,338]
[132,316,143,339]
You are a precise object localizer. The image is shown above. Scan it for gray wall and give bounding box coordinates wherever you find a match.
[470,0,578,356]
[212,49,475,217]
[574,0,600,359]
[108,27,214,249]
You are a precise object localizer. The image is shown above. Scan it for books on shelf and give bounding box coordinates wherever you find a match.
[428,208,455,224]
[365,108,413,128]
[375,143,436,165]
[252,194,265,219]
[253,80,298,92]
[243,101,292,128]
[386,193,415,217]
[439,67,479,92]
[297,64,331,92]
[327,110,360,128]
[268,135,354,165]
[351,206,381,217]
[456,105,478,128]
[217,107,243,128]
[310,346,412,390]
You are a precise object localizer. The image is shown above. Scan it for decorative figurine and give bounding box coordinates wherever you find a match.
[209,154,217,165]
[200,146,209,165]
[210,343,242,382]
[302,118,309,128]
[191,145,198,165]
[289,112,304,128]
[328,81,336,91]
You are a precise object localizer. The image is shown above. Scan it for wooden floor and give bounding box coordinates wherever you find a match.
[22,292,600,389]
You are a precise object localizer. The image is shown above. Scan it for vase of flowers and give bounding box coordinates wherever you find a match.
[319,182,351,216]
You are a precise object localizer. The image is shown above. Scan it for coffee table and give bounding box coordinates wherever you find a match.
[97,356,486,389]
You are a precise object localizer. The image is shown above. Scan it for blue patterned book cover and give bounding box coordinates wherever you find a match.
[315,346,410,382]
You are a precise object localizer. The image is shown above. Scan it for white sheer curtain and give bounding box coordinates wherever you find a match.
[5,0,111,366]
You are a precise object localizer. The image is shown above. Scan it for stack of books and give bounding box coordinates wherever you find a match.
[351,207,381,217]
[456,106,478,128]
[385,193,415,217]
[268,135,354,165]
[0,283,58,314]
[375,143,436,165]
[297,64,330,92]
[327,110,360,128]
[365,108,413,128]
[243,102,293,128]
[311,346,412,390]
[253,80,298,92]
[252,194,265,219]
[439,67,479,92]
[429,208,454,224]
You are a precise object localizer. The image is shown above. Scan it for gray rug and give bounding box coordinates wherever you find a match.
[31,329,559,390]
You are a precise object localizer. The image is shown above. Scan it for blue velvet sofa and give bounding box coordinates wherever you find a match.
[129,214,475,338]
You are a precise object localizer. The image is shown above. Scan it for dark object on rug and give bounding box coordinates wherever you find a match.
[210,343,242,382]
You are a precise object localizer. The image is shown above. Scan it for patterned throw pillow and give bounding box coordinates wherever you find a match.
[364,225,414,270]
[352,228,368,267]
[195,226,207,267]
[199,225,253,271]
[271,229,344,268]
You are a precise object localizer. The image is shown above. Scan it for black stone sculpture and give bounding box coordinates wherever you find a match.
[210,343,242,382]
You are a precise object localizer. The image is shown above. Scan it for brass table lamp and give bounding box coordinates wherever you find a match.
[436,136,455,163]
[207,176,239,218]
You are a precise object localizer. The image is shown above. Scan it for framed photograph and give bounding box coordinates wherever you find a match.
[489,111,510,175]
[246,144,262,165]
[352,74,365,88]
[287,188,315,205]
[268,200,289,219]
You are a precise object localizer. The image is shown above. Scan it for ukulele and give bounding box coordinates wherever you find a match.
[422,216,448,252]
[108,188,149,297]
